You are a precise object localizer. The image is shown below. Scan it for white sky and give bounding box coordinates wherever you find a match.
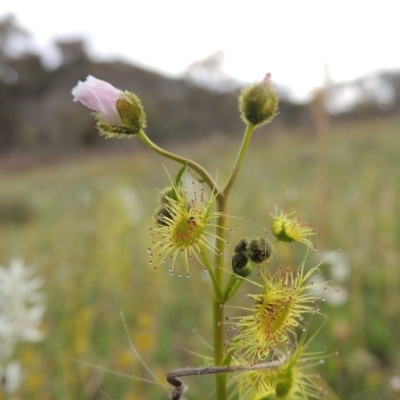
[1,0,399,100]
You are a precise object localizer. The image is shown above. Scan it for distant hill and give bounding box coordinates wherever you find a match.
[0,42,312,151]
[1,16,399,153]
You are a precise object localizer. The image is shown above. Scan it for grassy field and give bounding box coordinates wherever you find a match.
[1,116,399,400]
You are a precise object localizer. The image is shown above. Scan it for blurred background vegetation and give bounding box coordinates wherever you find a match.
[1,14,400,400]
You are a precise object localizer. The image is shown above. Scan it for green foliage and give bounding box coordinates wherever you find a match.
[0,196,35,224]
[0,117,399,399]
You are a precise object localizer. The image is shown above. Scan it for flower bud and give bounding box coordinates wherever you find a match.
[235,237,249,254]
[72,75,122,124]
[115,91,146,132]
[271,209,318,251]
[231,252,252,277]
[247,237,273,264]
[72,76,146,138]
[232,237,253,277]
[239,73,279,128]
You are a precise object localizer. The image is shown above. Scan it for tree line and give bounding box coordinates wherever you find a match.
[1,15,399,152]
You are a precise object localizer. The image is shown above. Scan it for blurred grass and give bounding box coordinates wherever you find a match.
[0,116,399,400]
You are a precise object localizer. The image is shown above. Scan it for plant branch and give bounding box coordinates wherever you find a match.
[138,131,220,194]
[222,124,254,197]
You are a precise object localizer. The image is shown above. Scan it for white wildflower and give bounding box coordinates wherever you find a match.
[0,360,24,394]
[0,258,46,396]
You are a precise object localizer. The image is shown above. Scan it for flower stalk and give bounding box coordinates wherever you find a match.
[138,130,219,194]
[72,74,330,400]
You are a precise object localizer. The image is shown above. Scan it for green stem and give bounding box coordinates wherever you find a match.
[213,123,255,400]
[212,192,228,400]
[222,274,245,303]
[213,297,227,398]
[222,123,254,197]
[200,244,222,299]
[138,131,219,194]
[139,125,255,400]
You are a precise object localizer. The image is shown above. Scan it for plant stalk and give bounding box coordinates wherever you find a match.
[213,123,254,400]
[139,126,255,400]
[138,131,219,193]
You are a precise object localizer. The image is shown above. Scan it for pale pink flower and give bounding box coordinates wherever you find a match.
[263,72,272,85]
[72,76,122,125]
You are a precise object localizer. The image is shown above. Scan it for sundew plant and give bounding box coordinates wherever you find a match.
[72,74,333,400]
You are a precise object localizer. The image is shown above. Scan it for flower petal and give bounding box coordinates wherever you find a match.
[72,76,122,125]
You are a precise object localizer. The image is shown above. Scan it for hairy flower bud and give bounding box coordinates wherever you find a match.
[231,252,252,277]
[248,237,273,264]
[72,76,146,138]
[271,208,318,252]
[232,237,273,276]
[239,73,279,128]
[235,237,249,253]
[232,237,252,277]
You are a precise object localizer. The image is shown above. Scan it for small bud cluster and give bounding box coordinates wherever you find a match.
[232,237,273,277]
